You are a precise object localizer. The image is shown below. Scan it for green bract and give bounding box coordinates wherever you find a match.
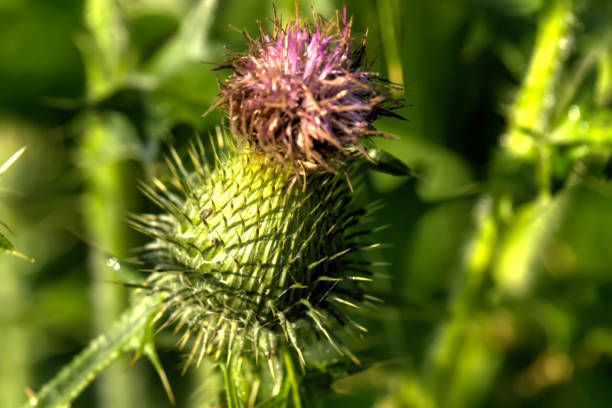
[131,132,374,372]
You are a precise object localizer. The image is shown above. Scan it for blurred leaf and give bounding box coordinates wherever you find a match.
[147,0,218,76]
[125,13,179,65]
[370,128,475,199]
[583,327,612,357]
[148,63,220,128]
[364,145,411,176]
[403,200,475,295]
[492,192,570,297]
[79,0,132,100]
[550,181,612,277]
[136,0,220,130]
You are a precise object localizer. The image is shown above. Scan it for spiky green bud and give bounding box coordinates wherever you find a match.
[132,133,375,373]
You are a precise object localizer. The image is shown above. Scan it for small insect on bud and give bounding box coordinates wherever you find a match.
[131,132,376,373]
[199,208,212,222]
[209,237,219,248]
[206,6,406,172]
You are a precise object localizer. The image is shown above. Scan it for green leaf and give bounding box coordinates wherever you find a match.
[221,362,245,408]
[23,295,162,408]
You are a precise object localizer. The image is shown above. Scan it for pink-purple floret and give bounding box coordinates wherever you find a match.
[212,6,404,169]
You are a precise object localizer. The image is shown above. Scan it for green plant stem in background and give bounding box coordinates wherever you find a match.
[77,0,149,405]
[419,1,575,407]
[376,0,404,85]
[80,113,145,408]
[79,0,128,101]
[283,348,303,408]
[494,0,574,295]
[22,295,161,408]
[595,43,612,105]
[504,0,574,158]
[423,199,499,408]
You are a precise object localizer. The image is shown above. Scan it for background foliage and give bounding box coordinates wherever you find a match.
[1,0,611,407]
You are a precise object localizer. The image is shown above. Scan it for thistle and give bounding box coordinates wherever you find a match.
[208,6,405,172]
[21,5,406,408]
[129,7,406,378]
[131,132,377,374]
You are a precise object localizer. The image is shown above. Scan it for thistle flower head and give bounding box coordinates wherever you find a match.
[133,133,376,373]
[210,6,404,171]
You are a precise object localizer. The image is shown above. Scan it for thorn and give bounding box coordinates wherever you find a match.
[126,354,141,371]
[0,146,26,175]
[182,329,204,374]
[308,256,329,270]
[341,345,361,366]
[329,248,351,260]
[331,296,359,309]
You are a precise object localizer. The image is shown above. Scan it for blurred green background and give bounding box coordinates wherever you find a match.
[1,0,611,407]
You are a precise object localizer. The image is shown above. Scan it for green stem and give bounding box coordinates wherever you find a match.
[23,295,162,408]
[423,199,498,407]
[81,112,144,408]
[283,348,303,408]
[377,0,404,85]
[221,361,245,408]
[504,0,574,157]
[419,2,575,407]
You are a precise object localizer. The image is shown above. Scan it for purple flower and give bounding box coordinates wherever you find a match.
[209,6,405,171]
